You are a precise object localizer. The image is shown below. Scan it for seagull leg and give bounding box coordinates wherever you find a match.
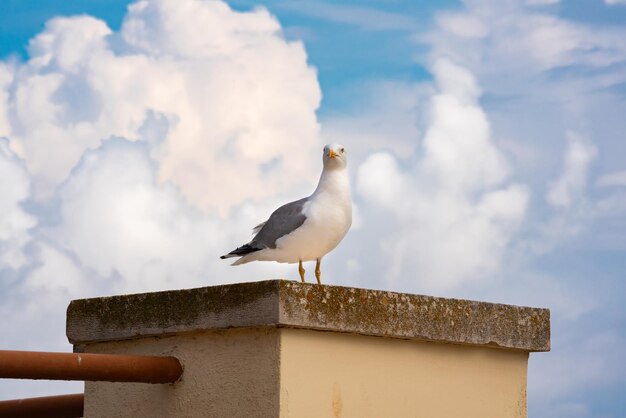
[315,258,321,285]
[298,260,305,283]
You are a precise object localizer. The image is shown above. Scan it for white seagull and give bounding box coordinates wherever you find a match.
[221,144,352,284]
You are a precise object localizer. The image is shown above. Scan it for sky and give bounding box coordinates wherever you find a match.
[0,0,625,416]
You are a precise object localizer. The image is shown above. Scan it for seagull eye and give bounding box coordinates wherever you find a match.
[340,148,345,153]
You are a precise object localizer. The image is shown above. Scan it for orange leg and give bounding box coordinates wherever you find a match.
[298,260,305,283]
[315,259,321,285]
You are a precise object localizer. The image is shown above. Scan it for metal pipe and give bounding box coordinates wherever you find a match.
[0,393,83,418]
[0,350,183,383]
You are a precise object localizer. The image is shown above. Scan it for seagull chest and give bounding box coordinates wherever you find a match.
[272,192,352,263]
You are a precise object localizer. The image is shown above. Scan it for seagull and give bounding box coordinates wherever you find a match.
[221,144,352,284]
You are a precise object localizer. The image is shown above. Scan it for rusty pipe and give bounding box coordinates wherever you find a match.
[0,350,182,383]
[0,393,83,418]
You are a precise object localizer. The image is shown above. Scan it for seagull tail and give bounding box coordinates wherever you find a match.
[220,243,262,263]
[230,255,256,266]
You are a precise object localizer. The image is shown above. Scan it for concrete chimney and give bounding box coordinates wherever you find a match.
[66,280,550,418]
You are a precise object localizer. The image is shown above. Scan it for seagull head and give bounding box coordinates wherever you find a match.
[323,144,347,170]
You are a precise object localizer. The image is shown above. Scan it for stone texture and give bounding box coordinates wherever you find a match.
[67,280,550,352]
[83,329,281,418]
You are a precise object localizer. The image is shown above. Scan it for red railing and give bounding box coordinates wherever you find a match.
[0,350,183,417]
[0,393,84,418]
[0,350,183,383]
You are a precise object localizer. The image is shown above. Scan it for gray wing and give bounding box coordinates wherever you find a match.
[252,197,308,249]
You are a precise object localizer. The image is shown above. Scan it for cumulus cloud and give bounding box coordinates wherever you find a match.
[0,0,327,286]
[416,0,626,237]
[356,59,528,291]
[46,138,239,294]
[0,0,321,398]
[0,241,90,397]
[1,0,625,412]
[4,0,321,212]
[327,0,626,415]
[412,2,626,415]
[0,139,36,273]
[422,59,510,191]
[36,133,297,294]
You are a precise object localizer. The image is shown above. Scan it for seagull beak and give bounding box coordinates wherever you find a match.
[328,149,338,158]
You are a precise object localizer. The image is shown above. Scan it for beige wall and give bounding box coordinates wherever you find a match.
[83,328,280,418]
[82,328,528,418]
[280,328,528,418]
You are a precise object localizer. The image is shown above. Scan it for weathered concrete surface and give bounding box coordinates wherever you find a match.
[84,328,280,418]
[67,280,550,352]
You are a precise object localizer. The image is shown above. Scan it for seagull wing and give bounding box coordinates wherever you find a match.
[252,197,309,249]
[252,222,266,235]
[220,197,309,259]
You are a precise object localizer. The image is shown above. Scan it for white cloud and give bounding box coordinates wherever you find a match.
[28,16,112,72]
[0,0,625,411]
[0,242,87,398]
[418,0,626,244]
[423,59,509,192]
[0,139,36,272]
[605,0,626,5]
[512,15,625,70]
[121,0,281,57]
[0,0,321,398]
[0,65,13,137]
[24,244,87,297]
[49,138,224,293]
[356,59,528,292]
[424,1,626,88]
[547,133,598,209]
[357,152,409,210]
[3,0,321,213]
[415,3,626,415]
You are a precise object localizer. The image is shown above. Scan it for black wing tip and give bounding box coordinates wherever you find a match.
[221,244,261,259]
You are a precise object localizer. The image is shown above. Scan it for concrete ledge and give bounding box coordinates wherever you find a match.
[66,280,550,352]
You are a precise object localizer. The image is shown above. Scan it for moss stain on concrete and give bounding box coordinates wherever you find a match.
[68,280,279,331]
[67,280,550,352]
[278,281,550,351]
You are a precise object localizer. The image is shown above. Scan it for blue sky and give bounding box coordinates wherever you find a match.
[0,0,625,417]
[0,0,449,115]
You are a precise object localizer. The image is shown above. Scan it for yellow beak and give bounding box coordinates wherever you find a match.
[328,149,338,158]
